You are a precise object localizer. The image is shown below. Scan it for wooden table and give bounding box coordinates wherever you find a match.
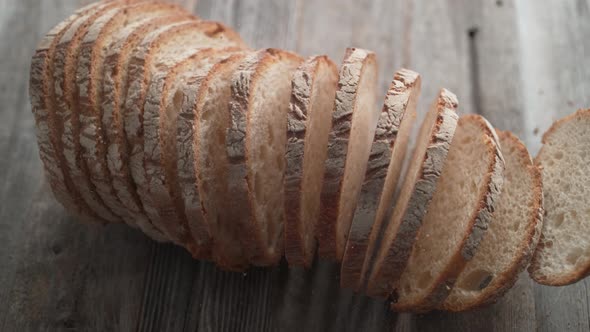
[1,0,589,331]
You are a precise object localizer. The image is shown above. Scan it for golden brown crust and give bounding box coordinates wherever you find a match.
[366,90,458,299]
[30,2,108,223]
[443,130,543,312]
[229,49,303,265]
[54,2,124,223]
[284,55,338,268]
[340,69,420,291]
[392,114,505,312]
[529,108,590,286]
[194,52,250,271]
[317,48,378,261]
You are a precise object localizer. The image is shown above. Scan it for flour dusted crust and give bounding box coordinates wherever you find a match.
[317,48,379,260]
[366,89,459,298]
[124,20,244,246]
[29,2,107,223]
[53,2,123,223]
[443,130,543,311]
[340,69,420,291]
[283,56,338,267]
[227,49,303,265]
[101,16,195,241]
[392,114,505,312]
[529,109,590,286]
[76,2,186,240]
[143,49,238,258]
[174,50,244,264]
[194,52,251,270]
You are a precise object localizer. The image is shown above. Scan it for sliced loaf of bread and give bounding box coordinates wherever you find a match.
[529,109,590,285]
[143,48,239,257]
[102,14,195,241]
[76,2,184,230]
[340,69,420,291]
[317,48,380,261]
[124,20,246,247]
[228,49,303,265]
[392,114,505,312]
[30,1,108,223]
[443,130,543,311]
[365,89,458,298]
[284,56,339,267]
[53,2,123,223]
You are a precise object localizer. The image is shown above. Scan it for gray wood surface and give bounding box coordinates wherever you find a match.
[0,0,588,331]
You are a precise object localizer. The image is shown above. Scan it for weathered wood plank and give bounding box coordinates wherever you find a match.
[0,0,81,325]
[1,0,589,331]
[0,1,156,330]
[516,1,590,331]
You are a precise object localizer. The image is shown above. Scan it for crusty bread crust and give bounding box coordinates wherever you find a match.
[53,2,123,223]
[340,69,420,291]
[443,130,543,311]
[228,49,303,265]
[365,89,459,298]
[77,2,186,240]
[124,19,243,246]
[317,48,378,261]
[77,3,170,229]
[144,48,239,258]
[529,108,590,286]
[173,50,246,267]
[194,52,251,271]
[101,15,194,242]
[392,114,505,312]
[29,2,107,223]
[284,56,338,267]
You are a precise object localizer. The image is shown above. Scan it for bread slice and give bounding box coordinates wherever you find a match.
[29,1,108,223]
[392,114,505,312]
[529,109,590,285]
[173,51,252,270]
[317,48,380,261]
[365,89,459,298]
[76,2,185,233]
[283,56,339,267]
[53,2,123,223]
[194,52,252,271]
[340,69,420,291]
[124,20,246,247]
[227,49,304,265]
[143,48,239,258]
[102,14,196,241]
[443,130,543,311]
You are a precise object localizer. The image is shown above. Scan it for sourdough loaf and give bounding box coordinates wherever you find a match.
[443,130,543,311]
[317,48,380,261]
[284,56,339,267]
[340,69,420,291]
[365,89,458,298]
[529,109,590,285]
[392,114,504,312]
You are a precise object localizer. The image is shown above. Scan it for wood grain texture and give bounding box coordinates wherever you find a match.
[1,0,589,331]
[516,1,590,331]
